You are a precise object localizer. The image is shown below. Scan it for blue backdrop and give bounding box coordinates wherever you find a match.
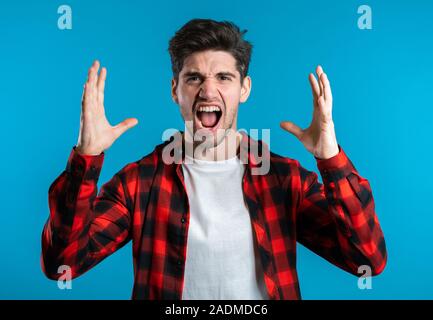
[1,0,432,299]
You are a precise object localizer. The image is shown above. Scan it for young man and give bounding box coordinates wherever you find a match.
[41,19,387,299]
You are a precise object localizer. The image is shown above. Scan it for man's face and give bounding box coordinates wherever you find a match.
[171,50,251,148]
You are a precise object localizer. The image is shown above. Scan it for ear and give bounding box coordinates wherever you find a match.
[240,75,252,103]
[171,78,179,104]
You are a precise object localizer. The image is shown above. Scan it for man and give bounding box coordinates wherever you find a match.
[41,19,387,300]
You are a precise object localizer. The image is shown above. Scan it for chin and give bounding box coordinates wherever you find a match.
[193,127,228,149]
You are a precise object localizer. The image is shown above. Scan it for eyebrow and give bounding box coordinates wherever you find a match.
[182,71,237,79]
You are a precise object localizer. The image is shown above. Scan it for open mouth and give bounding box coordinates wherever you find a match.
[195,105,223,130]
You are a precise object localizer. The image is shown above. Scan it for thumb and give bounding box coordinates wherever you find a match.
[280,121,303,139]
[113,118,139,138]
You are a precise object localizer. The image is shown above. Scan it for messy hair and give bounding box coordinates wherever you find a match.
[168,18,253,83]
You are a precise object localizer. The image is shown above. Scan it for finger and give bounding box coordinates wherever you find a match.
[97,67,107,105]
[317,96,332,121]
[97,67,107,93]
[308,73,320,101]
[318,96,326,109]
[82,82,92,104]
[81,83,87,103]
[87,60,100,86]
[113,118,139,139]
[280,121,303,140]
[320,72,332,102]
[316,65,324,96]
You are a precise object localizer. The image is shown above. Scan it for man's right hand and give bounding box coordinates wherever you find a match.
[75,60,139,156]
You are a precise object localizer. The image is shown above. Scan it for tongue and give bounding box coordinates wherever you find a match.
[199,112,218,127]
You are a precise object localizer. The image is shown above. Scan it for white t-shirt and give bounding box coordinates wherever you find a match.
[181,154,269,300]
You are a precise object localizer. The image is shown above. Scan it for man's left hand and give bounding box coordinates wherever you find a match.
[280,65,339,160]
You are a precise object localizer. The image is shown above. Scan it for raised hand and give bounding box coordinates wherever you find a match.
[280,65,339,160]
[75,60,138,156]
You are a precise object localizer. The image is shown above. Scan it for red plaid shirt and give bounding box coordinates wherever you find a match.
[41,131,387,299]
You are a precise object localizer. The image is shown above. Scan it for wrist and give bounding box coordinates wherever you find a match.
[75,145,103,156]
[314,143,339,160]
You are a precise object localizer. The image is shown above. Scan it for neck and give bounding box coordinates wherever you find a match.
[183,129,242,161]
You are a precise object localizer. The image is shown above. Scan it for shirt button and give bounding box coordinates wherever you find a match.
[177,260,182,267]
[181,217,186,223]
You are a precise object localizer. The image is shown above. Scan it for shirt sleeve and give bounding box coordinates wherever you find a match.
[41,146,132,280]
[296,145,387,276]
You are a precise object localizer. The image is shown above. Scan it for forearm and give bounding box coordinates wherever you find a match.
[298,146,387,275]
[41,147,105,278]
[318,146,387,273]
[46,147,104,241]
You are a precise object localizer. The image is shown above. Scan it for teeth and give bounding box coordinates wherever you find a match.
[197,105,221,112]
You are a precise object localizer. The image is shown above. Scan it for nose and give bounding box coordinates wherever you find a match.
[198,78,219,100]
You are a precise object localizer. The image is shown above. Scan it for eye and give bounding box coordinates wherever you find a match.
[219,75,231,81]
[187,76,200,83]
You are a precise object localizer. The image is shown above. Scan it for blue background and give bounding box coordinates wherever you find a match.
[1,0,432,299]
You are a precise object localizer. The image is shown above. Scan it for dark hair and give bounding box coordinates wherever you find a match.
[168,19,253,83]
